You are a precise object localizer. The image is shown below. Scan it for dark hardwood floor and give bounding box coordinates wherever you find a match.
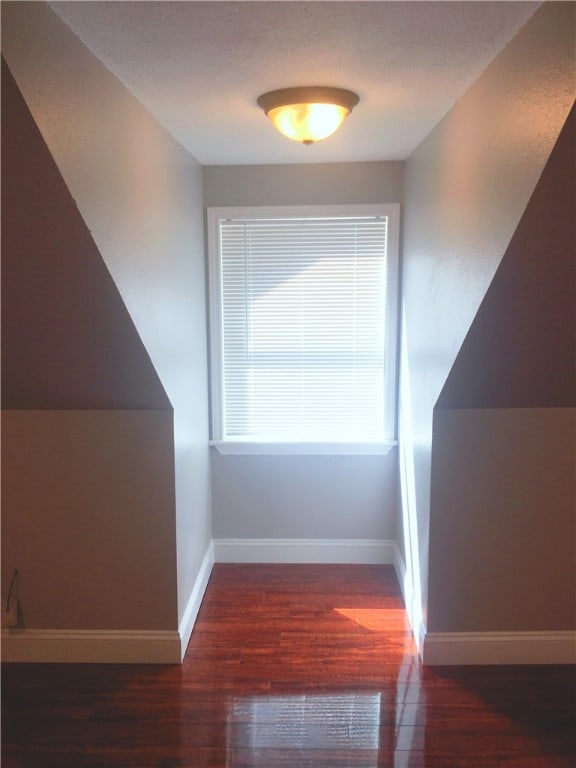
[2,564,575,767]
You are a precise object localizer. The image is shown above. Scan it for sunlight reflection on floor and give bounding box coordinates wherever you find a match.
[334,607,413,633]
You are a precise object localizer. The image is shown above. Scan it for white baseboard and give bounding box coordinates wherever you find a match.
[7,539,570,667]
[388,544,576,666]
[213,538,395,564]
[392,542,426,659]
[0,628,181,664]
[423,631,576,665]
[178,540,215,660]
[392,542,406,598]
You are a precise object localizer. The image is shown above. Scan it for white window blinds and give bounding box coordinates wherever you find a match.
[209,207,398,447]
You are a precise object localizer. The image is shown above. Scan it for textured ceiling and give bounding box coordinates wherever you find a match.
[50,1,540,165]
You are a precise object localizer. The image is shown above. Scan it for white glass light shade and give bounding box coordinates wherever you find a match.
[257,87,359,145]
[267,103,349,144]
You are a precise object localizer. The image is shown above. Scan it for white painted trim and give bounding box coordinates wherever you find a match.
[178,541,215,660]
[392,542,426,660]
[0,629,181,664]
[417,619,428,659]
[210,441,397,455]
[213,538,395,564]
[392,541,408,607]
[423,631,576,666]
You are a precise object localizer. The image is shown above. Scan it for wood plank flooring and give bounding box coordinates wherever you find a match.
[2,564,575,767]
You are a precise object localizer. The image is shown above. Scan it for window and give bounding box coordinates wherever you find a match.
[207,204,399,455]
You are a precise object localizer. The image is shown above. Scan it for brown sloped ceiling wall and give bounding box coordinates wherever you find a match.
[1,58,171,411]
[437,103,576,410]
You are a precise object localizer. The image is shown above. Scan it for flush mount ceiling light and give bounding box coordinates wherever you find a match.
[257,86,359,145]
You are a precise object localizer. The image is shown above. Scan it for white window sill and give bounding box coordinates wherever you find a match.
[209,441,398,456]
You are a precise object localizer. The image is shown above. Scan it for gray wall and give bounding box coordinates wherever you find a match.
[204,162,404,208]
[205,162,403,542]
[2,2,211,627]
[430,408,576,633]
[212,455,397,541]
[2,411,176,630]
[400,1,575,633]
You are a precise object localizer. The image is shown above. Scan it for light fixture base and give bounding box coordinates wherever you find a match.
[257,86,359,115]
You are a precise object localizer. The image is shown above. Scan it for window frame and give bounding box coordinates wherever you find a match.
[207,204,400,455]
